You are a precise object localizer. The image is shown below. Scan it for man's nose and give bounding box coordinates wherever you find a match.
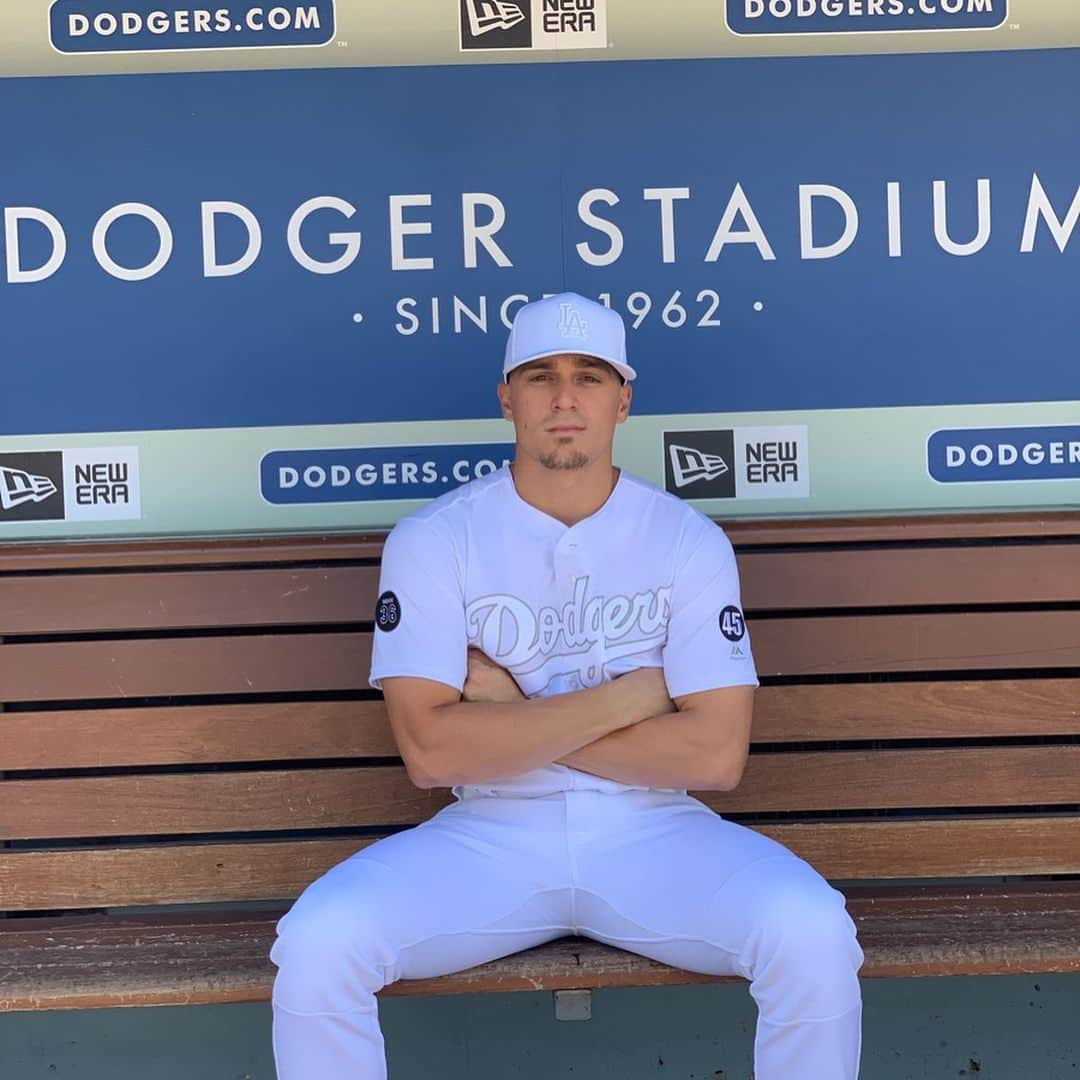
[551,379,578,409]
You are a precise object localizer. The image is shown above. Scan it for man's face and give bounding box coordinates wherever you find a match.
[497,353,632,472]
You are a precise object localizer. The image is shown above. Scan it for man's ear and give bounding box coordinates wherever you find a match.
[497,381,513,422]
[616,382,632,423]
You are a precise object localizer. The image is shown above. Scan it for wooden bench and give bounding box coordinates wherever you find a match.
[2,511,1080,1014]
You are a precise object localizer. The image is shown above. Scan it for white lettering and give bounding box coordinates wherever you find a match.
[1021,173,1080,253]
[799,184,859,260]
[643,187,691,264]
[887,181,902,257]
[705,183,776,262]
[462,193,512,269]
[395,297,420,335]
[4,207,67,284]
[500,293,529,329]
[933,178,991,256]
[453,295,487,333]
[92,202,173,281]
[201,201,263,278]
[287,196,361,275]
[576,189,624,267]
[390,194,435,271]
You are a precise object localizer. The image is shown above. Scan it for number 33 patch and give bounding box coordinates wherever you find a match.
[719,605,746,642]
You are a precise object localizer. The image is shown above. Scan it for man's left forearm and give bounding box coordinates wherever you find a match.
[556,705,746,791]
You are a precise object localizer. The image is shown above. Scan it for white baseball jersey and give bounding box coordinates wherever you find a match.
[370,465,758,799]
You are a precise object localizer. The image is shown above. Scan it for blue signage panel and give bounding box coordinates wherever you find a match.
[928,425,1080,483]
[261,443,515,503]
[49,0,336,53]
[2,49,1078,438]
[725,0,1006,35]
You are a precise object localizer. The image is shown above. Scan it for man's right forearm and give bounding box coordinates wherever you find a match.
[416,678,649,789]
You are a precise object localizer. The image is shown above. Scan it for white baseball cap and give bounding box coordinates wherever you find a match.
[503,292,636,383]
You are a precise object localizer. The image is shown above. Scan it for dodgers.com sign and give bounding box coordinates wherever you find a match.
[261,443,515,504]
[49,0,335,53]
[927,425,1080,483]
[726,0,1005,35]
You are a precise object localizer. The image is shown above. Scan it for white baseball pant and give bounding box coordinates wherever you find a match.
[271,788,864,1078]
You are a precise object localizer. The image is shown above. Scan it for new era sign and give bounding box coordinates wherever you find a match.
[664,427,810,501]
[460,0,606,50]
[0,452,65,521]
[0,448,142,525]
[664,431,736,499]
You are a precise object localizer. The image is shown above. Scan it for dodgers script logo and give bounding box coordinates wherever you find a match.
[466,576,672,695]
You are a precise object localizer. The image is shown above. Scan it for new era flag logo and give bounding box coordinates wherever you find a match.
[0,465,58,509]
[668,444,730,488]
[464,0,527,36]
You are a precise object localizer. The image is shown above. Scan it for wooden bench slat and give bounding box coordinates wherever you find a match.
[5,543,1079,637]
[0,536,387,572]
[5,610,1080,702]
[0,633,372,702]
[4,678,1078,770]
[753,678,1080,741]
[3,883,1078,1010]
[0,701,397,770]
[4,817,1080,910]
[753,610,1080,677]
[741,543,1080,609]
[0,767,439,839]
[0,567,380,636]
[2,512,1078,573]
[5,748,1080,840]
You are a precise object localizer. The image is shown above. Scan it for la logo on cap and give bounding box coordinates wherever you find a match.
[558,302,588,340]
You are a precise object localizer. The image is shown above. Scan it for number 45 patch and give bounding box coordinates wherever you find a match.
[719,605,746,642]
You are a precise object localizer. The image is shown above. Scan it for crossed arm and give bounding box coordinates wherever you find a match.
[381,649,754,793]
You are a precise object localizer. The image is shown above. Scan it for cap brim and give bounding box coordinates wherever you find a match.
[504,348,636,383]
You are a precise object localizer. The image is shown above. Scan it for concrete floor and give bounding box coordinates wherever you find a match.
[2,973,1077,1079]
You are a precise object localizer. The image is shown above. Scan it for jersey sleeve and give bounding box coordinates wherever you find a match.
[661,518,759,698]
[369,517,468,693]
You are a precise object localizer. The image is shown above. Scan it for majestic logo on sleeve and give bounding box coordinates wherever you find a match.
[466,576,672,695]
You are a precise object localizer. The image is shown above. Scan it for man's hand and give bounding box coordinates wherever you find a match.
[463,647,526,703]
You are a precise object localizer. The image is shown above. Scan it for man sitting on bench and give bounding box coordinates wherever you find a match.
[270,292,865,1079]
